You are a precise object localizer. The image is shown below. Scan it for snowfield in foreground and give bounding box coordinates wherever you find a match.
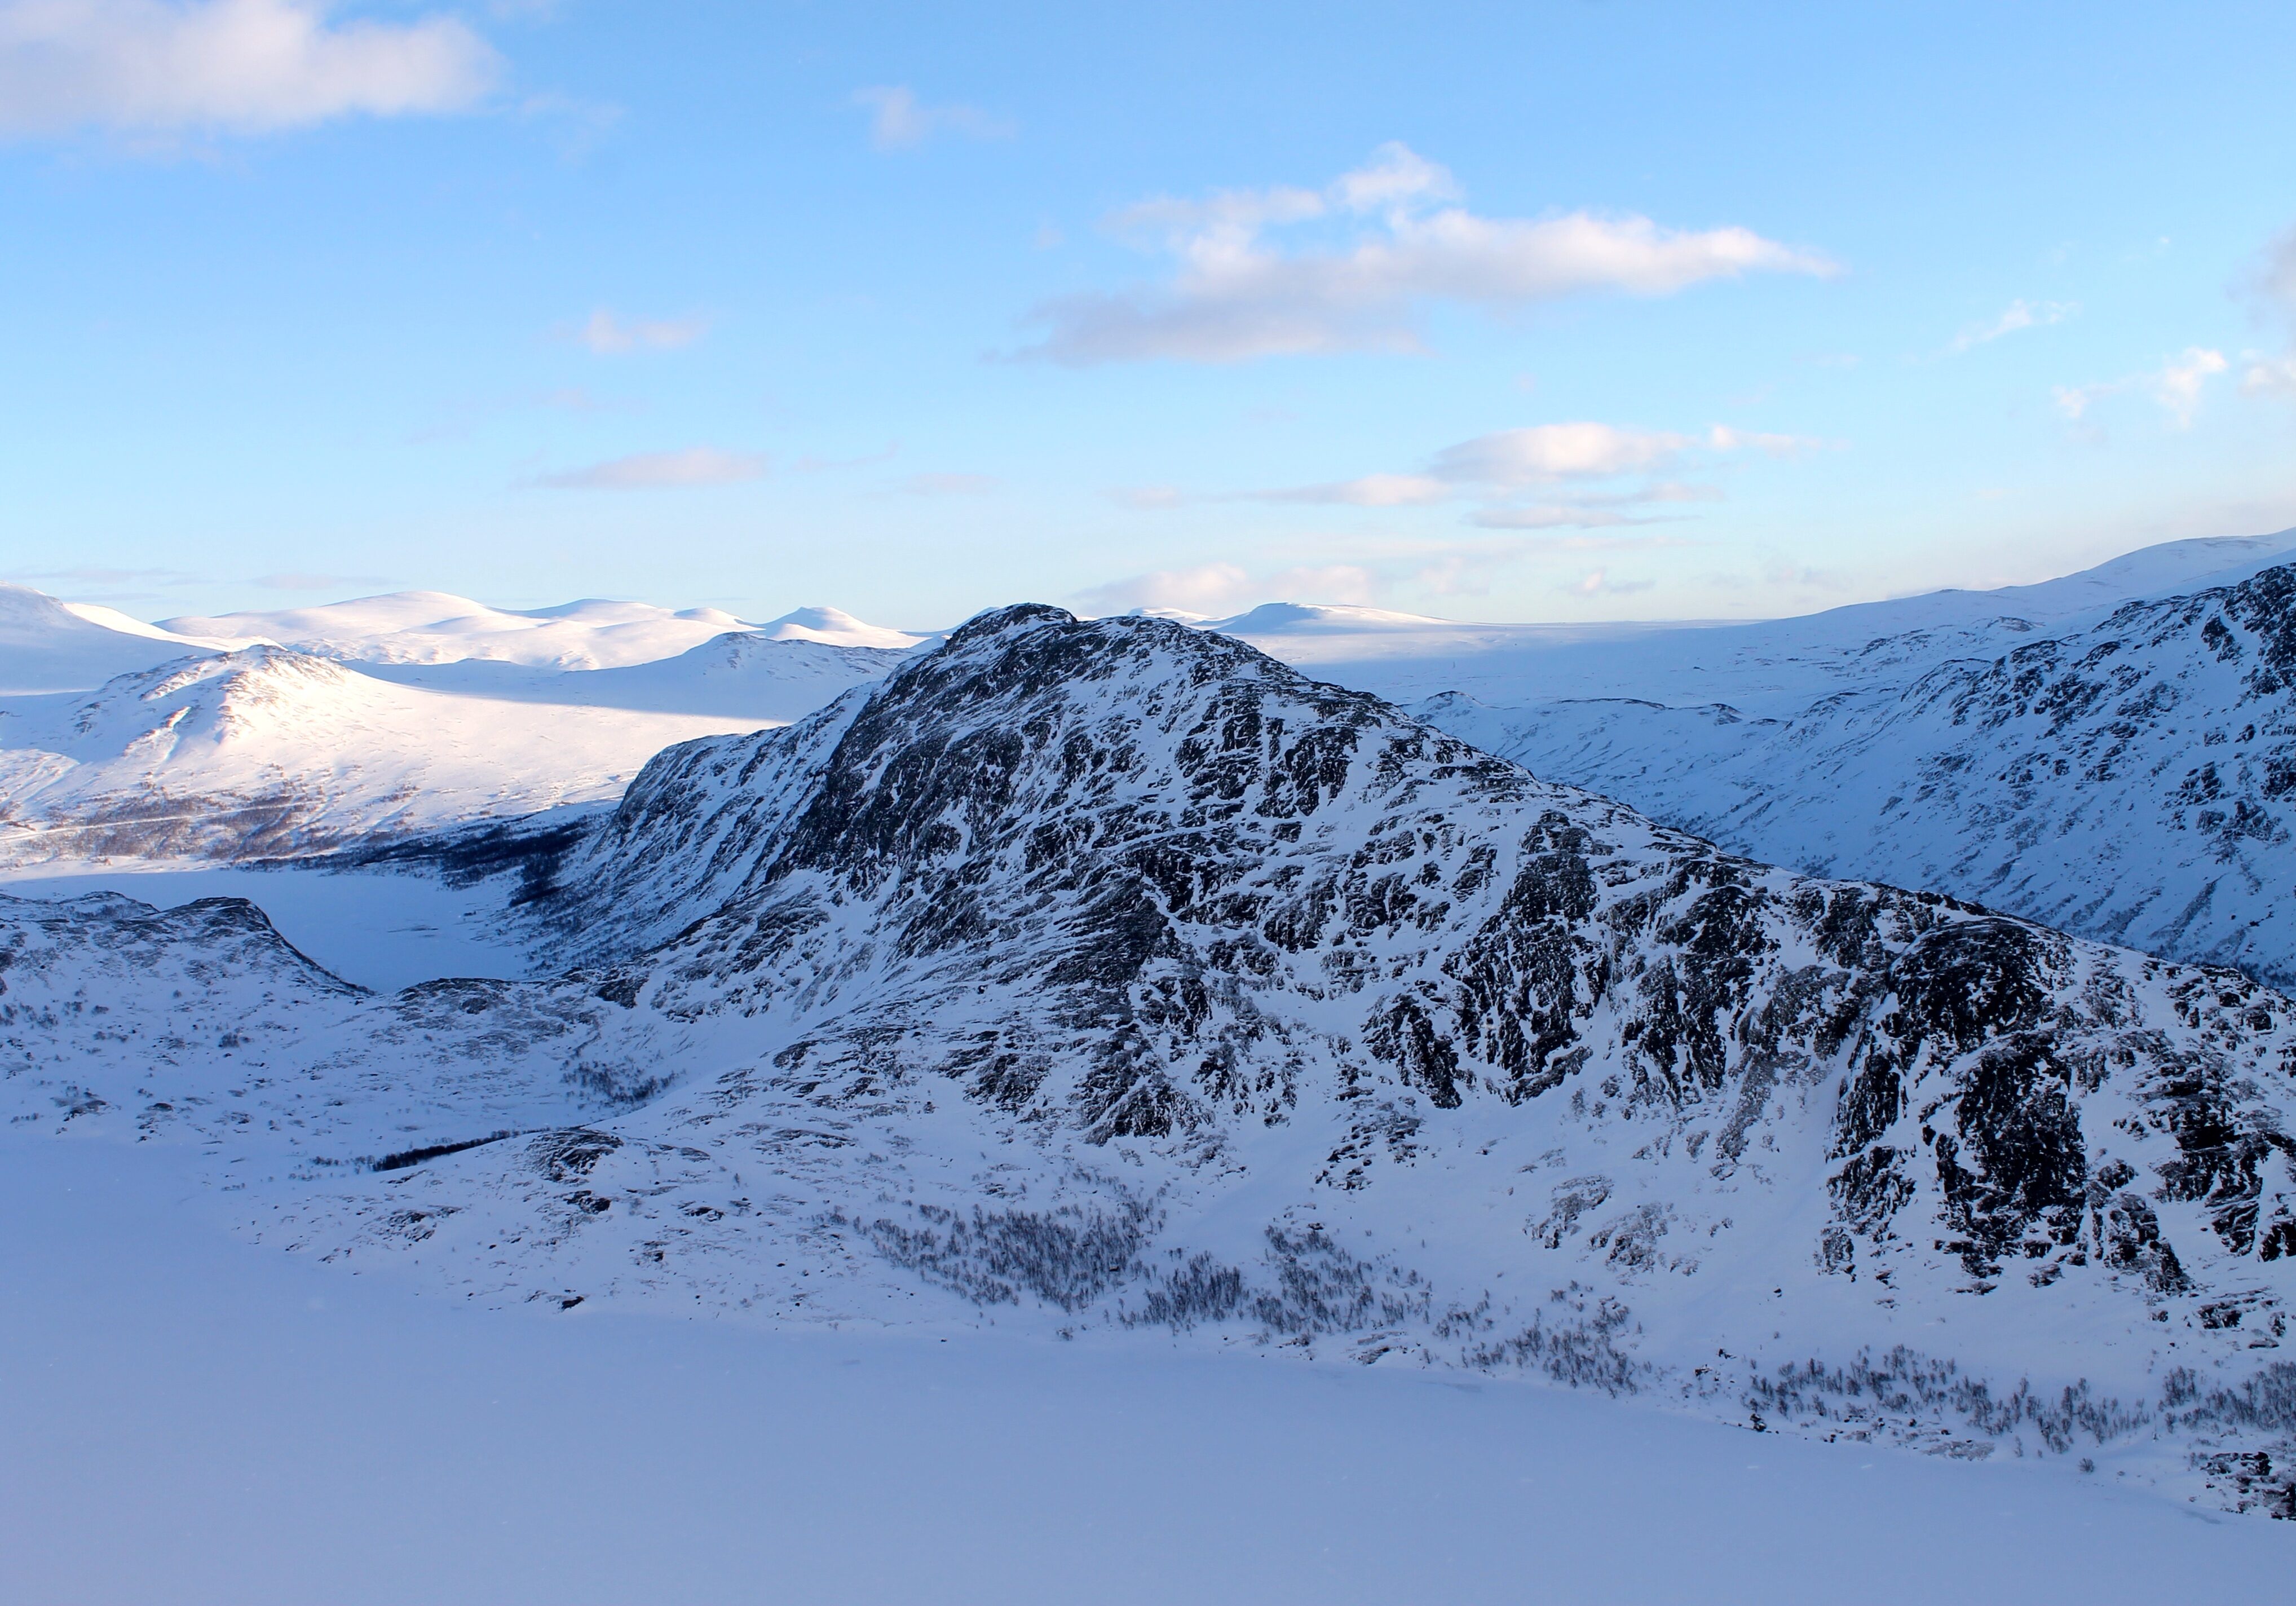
[4,1137,2280,1606]
[10,606,2296,1523]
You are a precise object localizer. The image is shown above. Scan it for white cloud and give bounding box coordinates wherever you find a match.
[572,307,707,354]
[1237,421,1815,520]
[1251,473,1453,508]
[2151,347,2228,426]
[0,0,498,138]
[2056,347,2227,428]
[1021,142,1835,364]
[1946,298,2074,354]
[535,448,766,489]
[852,84,1013,151]
[1431,422,1691,484]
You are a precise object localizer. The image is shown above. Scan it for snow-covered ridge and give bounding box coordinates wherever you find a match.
[1421,561,2296,990]
[12,603,2296,1516]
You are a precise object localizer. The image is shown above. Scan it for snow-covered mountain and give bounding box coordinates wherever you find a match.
[0,585,919,867]
[160,592,926,669]
[1421,562,2296,991]
[0,634,906,867]
[12,605,2296,1515]
[0,646,754,864]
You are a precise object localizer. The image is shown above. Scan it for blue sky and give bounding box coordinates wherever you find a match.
[5,1,2294,627]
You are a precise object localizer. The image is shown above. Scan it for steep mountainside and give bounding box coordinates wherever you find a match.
[9,606,2296,1515]
[1423,564,2296,990]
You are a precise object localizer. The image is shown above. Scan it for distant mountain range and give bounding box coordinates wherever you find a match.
[0,586,920,866]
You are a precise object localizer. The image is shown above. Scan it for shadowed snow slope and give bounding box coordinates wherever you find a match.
[1422,562,2296,990]
[11,605,2296,1517]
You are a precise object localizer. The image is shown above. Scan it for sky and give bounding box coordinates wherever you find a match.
[3,0,2294,629]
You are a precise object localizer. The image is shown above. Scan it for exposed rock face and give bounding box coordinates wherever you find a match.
[1422,563,2296,989]
[10,605,2296,1512]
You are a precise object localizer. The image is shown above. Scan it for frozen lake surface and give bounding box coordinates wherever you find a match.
[0,862,537,992]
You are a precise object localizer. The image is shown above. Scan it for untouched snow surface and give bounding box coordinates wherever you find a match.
[13,607,2296,1520]
[4,1133,2281,1605]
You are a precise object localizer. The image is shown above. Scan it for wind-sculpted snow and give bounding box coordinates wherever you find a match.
[11,605,2296,1516]
[1425,563,2296,992]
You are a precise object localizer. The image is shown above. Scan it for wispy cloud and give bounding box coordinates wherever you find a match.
[7,562,205,588]
[1946,298,2075,354]
[2054,347,2228,429]
[1019,142,1834,364]
[899,471,1000,496]
[0,0,498,139]
[1106,484,1186,511]
[533,448,766,489]
[571,307,707,354]
[1231,421,1817,526]
[852,85,1013,151]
